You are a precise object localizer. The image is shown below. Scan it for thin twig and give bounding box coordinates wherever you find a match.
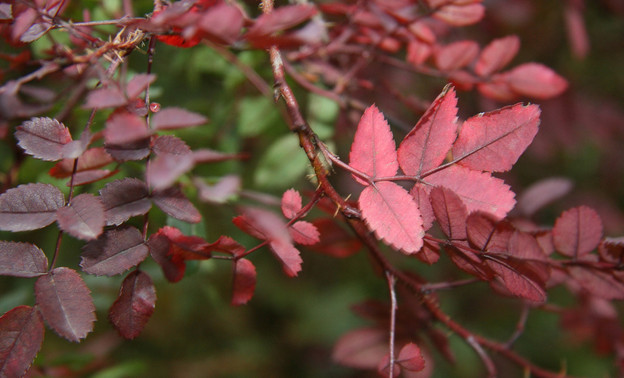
[386,271,398,378]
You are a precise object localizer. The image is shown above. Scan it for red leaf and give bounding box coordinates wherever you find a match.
[477,75,517,102]
[35,267,96,342]
[106,138,151,162]
[349,105,398,185]
[466,211,514,252]
[359,181,424,254]
[151,107,207,130]
[147,232,185,283]
[247,4,317,38]
[553,206,603,259]
[0,241,48,277]
[332,327,387,369]
[49,147,114,178]
[231,258,256,306]
[0,183,65,232]
[430,186,467,240]
[308,219,362,258]
[568,266,624,300]
[15,117,72,161]
[415,240,441,265]
[485,255,548,302]
[151,186,201,223]
[104,112,150,145]
[148,153,195,191]
[81,226,149,276]
[100,178,151,226]
[269,241,303,277]
[281,188,302,219]
[56,194,105,241]
[517,177,573,217]
[409,185,435,231]
[452,103,541,172]
[197,3,244,45]
[126,74,156,99]
[69,169,118,186]
[207,236,246,257]
[84,87,127,109]
[475,35,520,77]
[424,166,515,219]
[508,231,547,260]
[433,4,484,26]
[109,270,156,339]
[446,245,493,280]
[507,63,568,99]
[155,226,211,261]
[434,41,479,72]
[0,305,45,378]
[398,86,458,177]
[378,353,400,378]
[397,342,426,372]
[289,221,320,245]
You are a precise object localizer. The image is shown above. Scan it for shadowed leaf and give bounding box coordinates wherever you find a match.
[553,206,603,259]
[126,74,156,99]
[100,178,151,226]
[517,177,573,217]
[231,258,256,306]
[152,186,201,223]
[109,270,156,339]
[151,107,207,130]
[0,241,48,277]
[397,343,426,372]
[568,266,624,300]
[49,147,114,178]
[56,194,105,240]
[485,255,548,302]
[0,305,45,378]
[15,117,72,161]
[84,87,127,109]
[147,232,185,283]
[35,267,95,342]
[81,226,149,276]
[466,211,515,252]
[333,327,387,369]
[430,186,467,240]
[0,183,65,232]
[308,219,362,258]
[434,41,479,72]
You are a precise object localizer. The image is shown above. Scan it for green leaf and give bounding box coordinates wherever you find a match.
[237,96,280,137]
[255,135,309,189]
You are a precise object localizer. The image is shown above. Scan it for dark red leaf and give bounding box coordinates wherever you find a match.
[152,135,192,156]
[105,138,151,161]
[0,305,44,378]
[0,241,48,277]
[151,186,201,223]
[598,237,624,264]
[397,342,426,372]
[434,40,479,72]
[15,117,72,161]
[349,105,398,185]
[0,183,65,232]
[477,75,517,102]
[21,21,53,43]
[81,226,149,276]
[109,270,156,339]
[231,258,256,306]
[104,112,150,145]
[100,178,151,226]
[475,35,520,77]
[289,221,320,245]
[35,267,95,342]
[126,74,156,99]
[409,185,435,231]
[466,211,515,252]
[485,255,548,302]
[359,181,424,254]
[332,327,387,369]
[197,3,244,45]
[308,219,362,258]
[433,4,484,26]
[553,206,603,259]
[446,245,493,280]
[151,107,207,130]
[430,186,467,240]
[568,267,624,300]
[84,87,127,109]
[147,232,186,283]
[415,240,441,265]
[452,104,541,172]
[49,147,114,178]
[507,63,568,99]
[195,175,241,204]
[155,226,211,261]
[398,86,458,177]
[69,169,118,186]
[207,236,246,257]
[424,166,515,219]
[247,4,317,38]
[281,188,302,219]
[517,177,573,216]
[193,148,246,164]
[56,193,105,240]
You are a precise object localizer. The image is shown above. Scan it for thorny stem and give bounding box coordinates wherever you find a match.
[386,271,398,378]
[260,1,573,376]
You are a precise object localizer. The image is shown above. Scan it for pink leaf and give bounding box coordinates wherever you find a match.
[433,4,484,26]
[151,186,201,223]
[151,107,207,130]
[247,4,317,38]
[553,206,603,259]
[475,35,520,77]
[15,117,72,161]
[397,342,426,372]
[359,181,424,254]
[424,165,516,219]
[148,153,194,191]
[126,74,156,99]
[409,185,435,231]
[434,41,479,72]
[332,327,387,369]
[398,86,458,177]
[0,241,48,277]
[100,178,151,226]
[0,183,65,232]
[0,305,45,378]
[197,3,244,45]
[508,231,546,260]
[109,270,156,339]
[195,175,241,204]
[56,194,105,241]
[507,63,568,99]
[308,219,362,258]
[517,177,573,217]
[84,87,127,109]
[281,188,302,219]
[104,112,150,145]
[349,105,398,185]
[568,266,624,300]
[231,258,256,306]
[35,267,96,342]
[452,103,541,172]
[289,221,320,245]
[81,226,149,276]
[430,186,467,240]
[269,240,303,277]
